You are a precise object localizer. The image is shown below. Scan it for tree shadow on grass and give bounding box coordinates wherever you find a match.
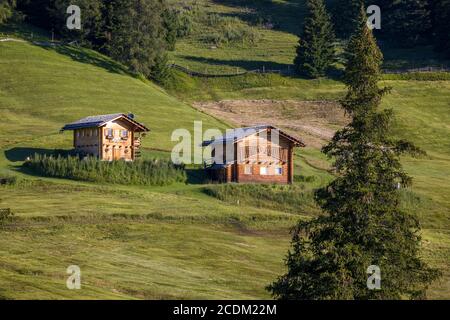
[40,44,131,76]
[185,168,210,185]
[4,147,70,162]
[179,55,344,80]
[178,55,292,71]
[2,22,133,77]
[211,0,307,35]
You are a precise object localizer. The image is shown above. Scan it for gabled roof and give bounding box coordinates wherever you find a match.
[202,125,305,147]
[61,113,149,132]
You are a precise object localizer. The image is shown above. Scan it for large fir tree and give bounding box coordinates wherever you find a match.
[432,0,450,58]
[330,0,361,39]
[15,0,173,82]
[0,0,16,24]
[294,0,335,78]
[50,0,103,45]
[268,6,440,300]
[106,0,168,80]
[382,0,431,47]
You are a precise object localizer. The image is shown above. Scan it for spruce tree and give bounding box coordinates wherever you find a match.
[268,6,440,300]
[433,0,450,58]
[294,0,335,78]
[383,0,431,47]
[107,0,168,79]
[0,0,16,25]
[49,0,104,46]
[151,52,171,84]
[330,0,361,39]
[17,0,59,32]
[162,7,179,51]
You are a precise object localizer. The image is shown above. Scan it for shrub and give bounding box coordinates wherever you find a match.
[198,14,260,46]
[23,154,186,186]
[176,10,194,38]
[200,33,224,46]
[0,208,13,225]
[0,175,15,225]
[203,183,317,214]
[0,174,17,185]
[164,8,194,50]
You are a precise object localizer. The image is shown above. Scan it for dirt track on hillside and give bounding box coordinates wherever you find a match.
[193,99,349,148]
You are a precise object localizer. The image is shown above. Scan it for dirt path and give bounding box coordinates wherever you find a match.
[193,99,349,148]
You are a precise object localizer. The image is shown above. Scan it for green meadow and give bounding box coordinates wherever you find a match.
[0,35,304,299]
[0,40,227,151]
[168,0,450,75]
[1,11,450,299]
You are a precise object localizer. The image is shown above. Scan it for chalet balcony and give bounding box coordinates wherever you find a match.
[237,146,288,162]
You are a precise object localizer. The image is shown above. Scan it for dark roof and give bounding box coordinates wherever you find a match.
[202,125,305,147]
[61,113,149,132]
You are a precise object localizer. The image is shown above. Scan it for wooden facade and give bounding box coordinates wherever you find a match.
[203,126,304,184]
[62,114,149,161]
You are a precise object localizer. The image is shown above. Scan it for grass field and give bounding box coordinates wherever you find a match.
[0,28,317,299]
[168,0,450,74]
[1,14,449,299]
[0,38,227,152]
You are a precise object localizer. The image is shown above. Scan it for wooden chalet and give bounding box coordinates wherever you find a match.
[202,125,304,184]
[61,113,149,161]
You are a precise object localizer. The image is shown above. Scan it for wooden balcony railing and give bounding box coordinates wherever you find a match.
[238,146,287,162]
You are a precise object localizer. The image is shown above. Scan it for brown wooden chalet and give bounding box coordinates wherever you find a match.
[61,113,149,161]
[202,125,305,184]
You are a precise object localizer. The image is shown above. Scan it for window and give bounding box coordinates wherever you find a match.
[260,166,268,175]
[94,129,98,136]
[275,167,283,175]
[121,130,129,139]
[105,128,113,138]
[244,165,252,175]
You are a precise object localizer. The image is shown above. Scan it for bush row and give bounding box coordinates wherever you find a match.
[23,154,186,186]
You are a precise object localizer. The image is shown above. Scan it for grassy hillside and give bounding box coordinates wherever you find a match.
[164,0,450,297]
[0,39,227,154]
[168,0,450,74]
[0,29,315,299]
[1,18,449,299]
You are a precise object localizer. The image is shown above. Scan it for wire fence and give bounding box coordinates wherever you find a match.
[168,63,294,78]
[170,63,450,78]
[3,37,449,77]
[382,66,450,74]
